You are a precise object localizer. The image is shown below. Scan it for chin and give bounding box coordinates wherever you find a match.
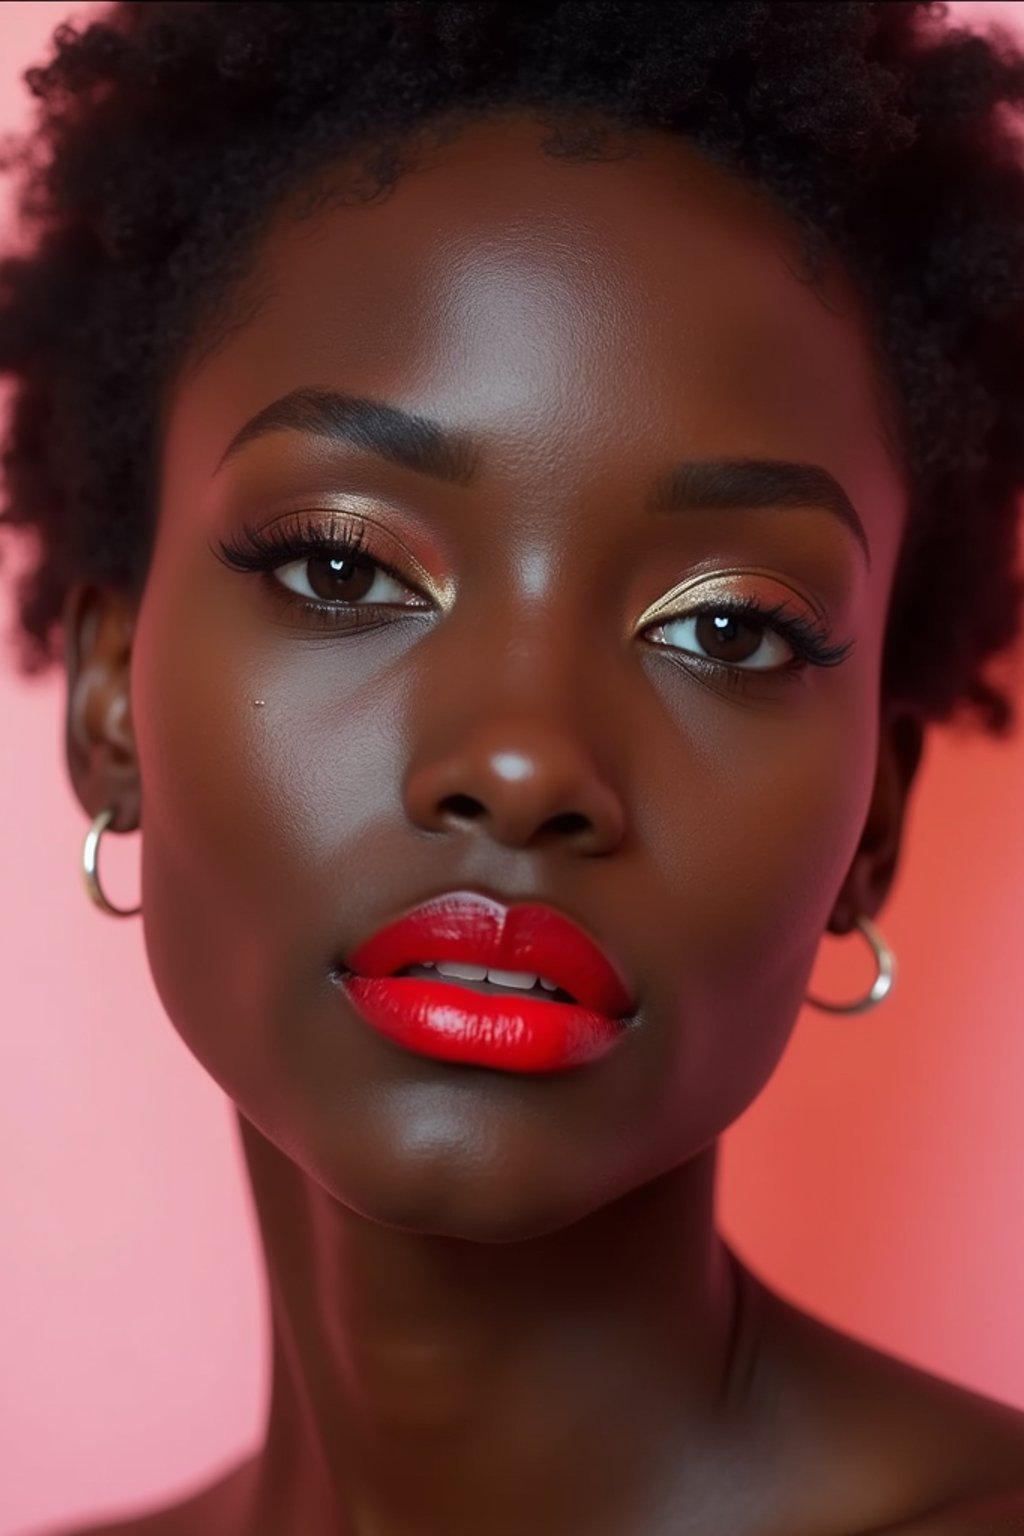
[350,1181,611,1244]
[299,1115,628,1244]
[235,1060,654,1244]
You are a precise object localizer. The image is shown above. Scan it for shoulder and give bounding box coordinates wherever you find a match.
[747,1268,1024,1534]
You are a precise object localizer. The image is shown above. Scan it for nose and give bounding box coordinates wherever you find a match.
[402,703,627,856]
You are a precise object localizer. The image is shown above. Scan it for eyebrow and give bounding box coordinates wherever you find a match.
[649,456,871,569]
[214,385,871,568]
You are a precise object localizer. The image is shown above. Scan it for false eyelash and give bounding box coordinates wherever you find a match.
[211,512,435,630]
[670,592,855,670]
[213,512,375,575]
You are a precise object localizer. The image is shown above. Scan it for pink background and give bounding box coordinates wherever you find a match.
[2,3,1024,1532]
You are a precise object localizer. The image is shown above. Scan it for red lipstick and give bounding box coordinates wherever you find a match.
[339,891,635,1074]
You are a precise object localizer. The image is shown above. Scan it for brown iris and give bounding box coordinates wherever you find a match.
[696,611,765,665]
[307,554,378,603]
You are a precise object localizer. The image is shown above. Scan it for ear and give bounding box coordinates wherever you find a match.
[64,581,142,832]
[828,699,927,936]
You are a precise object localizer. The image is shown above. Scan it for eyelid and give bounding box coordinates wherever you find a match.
[634,566,828,631]
[270,502,454,608]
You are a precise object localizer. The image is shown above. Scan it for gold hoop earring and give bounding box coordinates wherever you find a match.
[806,913,895,1014]
[82,806,141,918]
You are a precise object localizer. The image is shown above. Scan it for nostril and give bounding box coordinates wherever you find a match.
[441,793,486,821]
[546,810,589,836]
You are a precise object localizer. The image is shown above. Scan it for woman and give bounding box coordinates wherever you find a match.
[3,2,1024,1532]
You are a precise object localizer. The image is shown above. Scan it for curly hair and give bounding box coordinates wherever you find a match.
[1,0,1024,736]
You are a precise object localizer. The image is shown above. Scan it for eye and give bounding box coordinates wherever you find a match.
[212,512,437,627]
[642,594,854,673]
[274,549,410,606]
[651,605,794,670]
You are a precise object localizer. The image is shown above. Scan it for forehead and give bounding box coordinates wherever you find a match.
[163,109,905,565]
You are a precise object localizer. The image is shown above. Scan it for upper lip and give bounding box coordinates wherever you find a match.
[344,891,636,1018]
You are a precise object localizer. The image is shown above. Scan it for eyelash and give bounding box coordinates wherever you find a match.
[214,514,425,629]
[213,516,854,678]
[661,591,854,672]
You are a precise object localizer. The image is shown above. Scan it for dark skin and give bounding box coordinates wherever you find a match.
[54,110,1024,1536]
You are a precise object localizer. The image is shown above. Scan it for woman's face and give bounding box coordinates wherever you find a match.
[121,109,908,1239]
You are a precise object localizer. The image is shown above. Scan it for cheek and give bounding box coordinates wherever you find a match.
[127,565,417,1086]
[626,665,879,1154]
[639,657,879,968]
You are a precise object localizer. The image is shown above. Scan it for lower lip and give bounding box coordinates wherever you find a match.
[340,975,626,1073]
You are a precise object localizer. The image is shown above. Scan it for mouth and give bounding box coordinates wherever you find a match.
[340,889,635,1016]
[334,891,636,1074]
[391,961,578,1005]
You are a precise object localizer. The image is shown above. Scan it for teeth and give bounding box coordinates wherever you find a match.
[486,968,539,991]
[428,961,562,993]
[433,960,488,982]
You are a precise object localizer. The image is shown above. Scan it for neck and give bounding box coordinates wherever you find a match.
[234,1112,757,1536]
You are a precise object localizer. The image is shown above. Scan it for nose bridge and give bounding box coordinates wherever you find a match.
[400,596,626,851]
[484,594,588,701]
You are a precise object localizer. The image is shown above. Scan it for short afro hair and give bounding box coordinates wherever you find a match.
[2,0,1024,735]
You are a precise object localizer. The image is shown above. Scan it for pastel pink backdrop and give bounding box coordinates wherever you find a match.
[1,3,1023,1532]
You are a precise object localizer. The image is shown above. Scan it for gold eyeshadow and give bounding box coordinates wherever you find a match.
[634,564,828,633]
[263,500,455,609]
